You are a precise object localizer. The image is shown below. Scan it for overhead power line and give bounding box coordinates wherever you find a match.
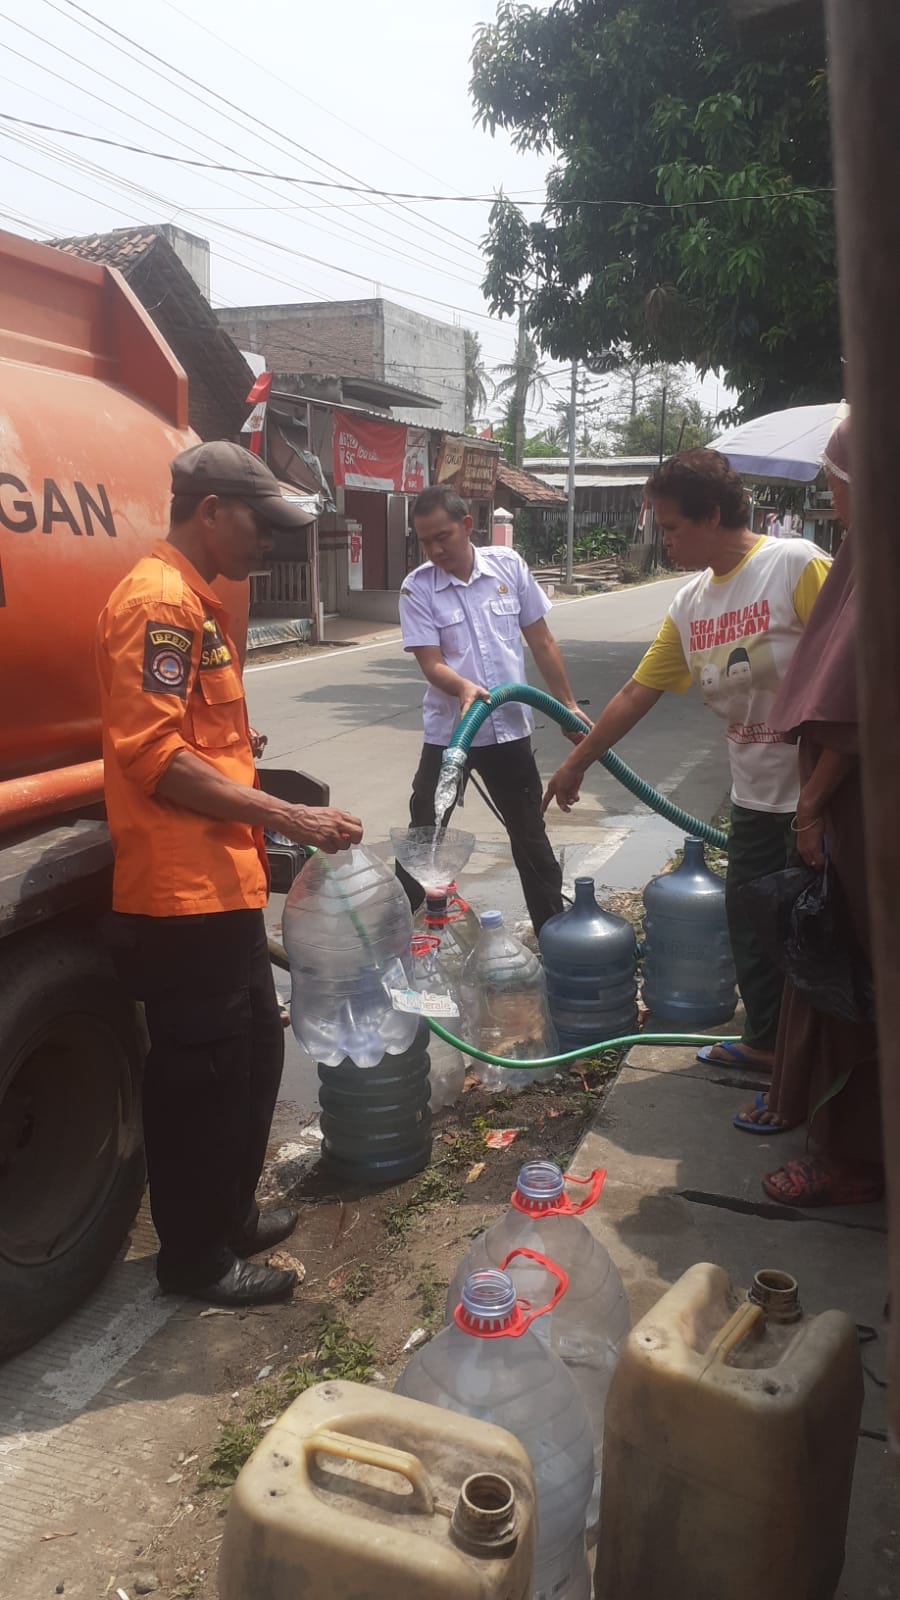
[52,0,484,260]
[1,14,483,283]
[0,109,836,211]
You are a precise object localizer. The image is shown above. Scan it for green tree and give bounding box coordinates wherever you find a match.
[464,329,490,427]
[492,331,551,465]
[608,368,714,455]
[472,2,838,418]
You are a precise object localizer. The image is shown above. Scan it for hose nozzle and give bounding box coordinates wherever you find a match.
[435,746,467,824]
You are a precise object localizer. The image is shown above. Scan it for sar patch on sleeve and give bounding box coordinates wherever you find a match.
[142,621,194,697]
[199,615,233,670]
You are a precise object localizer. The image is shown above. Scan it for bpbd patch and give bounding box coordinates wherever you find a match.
[200,615,233,671]
[142,621,194,697]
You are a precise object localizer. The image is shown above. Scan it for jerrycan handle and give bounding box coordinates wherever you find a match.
[562,1168,607,1214]
[500,1247,569,1326]
[510,1167,606,1216]
[303,1428,435,1514]
[702,1302,766,1371]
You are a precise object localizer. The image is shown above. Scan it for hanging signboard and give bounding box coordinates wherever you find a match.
[403,427,430,496]
[333,410,408,492]
[435,435,500,500]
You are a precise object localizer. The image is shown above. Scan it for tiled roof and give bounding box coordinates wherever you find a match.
[496,461,567,506]
[50,227,161,274]
[48,226,253,439]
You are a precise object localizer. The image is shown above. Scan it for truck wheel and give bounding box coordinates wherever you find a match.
[0,927,146,1360]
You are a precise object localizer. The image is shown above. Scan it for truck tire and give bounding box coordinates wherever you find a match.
[0,926,146,1360]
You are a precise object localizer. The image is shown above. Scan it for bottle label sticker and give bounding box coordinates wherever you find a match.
[390,988,460,1018]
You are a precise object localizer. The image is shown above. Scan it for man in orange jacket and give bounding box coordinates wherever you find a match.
[97,442,363,1308]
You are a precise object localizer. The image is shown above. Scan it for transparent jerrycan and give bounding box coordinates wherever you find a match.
[397,1250,595,1600]
[595,1263,864,1600]
[445,1163,630,1497]
[220,1378,536,1600]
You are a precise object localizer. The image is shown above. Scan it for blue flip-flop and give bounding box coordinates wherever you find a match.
[697,1041,772,1069]
[733,1092,792,1134]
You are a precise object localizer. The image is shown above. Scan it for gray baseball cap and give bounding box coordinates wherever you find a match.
[170,441,314,530]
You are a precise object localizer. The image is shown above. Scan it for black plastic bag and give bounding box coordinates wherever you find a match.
[737,858,875,1023]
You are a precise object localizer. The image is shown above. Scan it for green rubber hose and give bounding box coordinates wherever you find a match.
[267,938,738,1071]
[427,1018,739,1070]
[447,684,728,851]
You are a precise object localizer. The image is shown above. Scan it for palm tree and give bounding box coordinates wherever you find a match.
[492,331,551,466]
[464,330,490,428]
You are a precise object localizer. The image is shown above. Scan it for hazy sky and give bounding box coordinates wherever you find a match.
[0,0,724,429]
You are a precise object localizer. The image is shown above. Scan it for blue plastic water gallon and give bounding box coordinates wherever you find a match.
[317,1019,432,1185]
[641,838,737,1027]
[539,878,638,1052]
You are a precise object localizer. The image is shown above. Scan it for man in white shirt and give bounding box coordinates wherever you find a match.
[398,485,589,932]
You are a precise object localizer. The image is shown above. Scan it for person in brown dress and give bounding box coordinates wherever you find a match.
[735,415,884,1206]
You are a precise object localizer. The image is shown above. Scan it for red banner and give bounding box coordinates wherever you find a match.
[333,410,408,492]
[242,371,272,456]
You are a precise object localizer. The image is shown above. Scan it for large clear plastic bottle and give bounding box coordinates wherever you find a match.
[283,845,418,1069]
[444,1162,630,1526]
[396,1255,595,1600]
[460,911,559,1093]
[412,888,481,979]
[411,893,467,1114]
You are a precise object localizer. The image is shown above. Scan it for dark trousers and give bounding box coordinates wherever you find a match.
[109,909,284,1288]
[725,804,795,1051]
[396,738,564,933]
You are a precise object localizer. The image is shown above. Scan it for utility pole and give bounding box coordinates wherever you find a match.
[658,384,668,464]
[513,301,528,469]
[565,359,578,585]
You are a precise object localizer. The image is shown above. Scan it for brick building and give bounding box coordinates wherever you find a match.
[51,226,253,441]
[217,298,465,433]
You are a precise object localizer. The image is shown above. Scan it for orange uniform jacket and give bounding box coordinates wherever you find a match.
[96,541,268,917]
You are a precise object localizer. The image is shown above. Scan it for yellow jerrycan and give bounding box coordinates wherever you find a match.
[595,1263,863,1600]
[219,1378,536,1600]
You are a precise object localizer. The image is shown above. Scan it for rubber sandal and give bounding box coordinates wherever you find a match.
[762,1156,884,1208]
[733,1093,796,1135]
[697,1041,773,1070]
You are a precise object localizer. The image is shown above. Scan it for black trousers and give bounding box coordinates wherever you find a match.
[396,738,564,933]
[724,804,795,1051]
[109,908,284,1288]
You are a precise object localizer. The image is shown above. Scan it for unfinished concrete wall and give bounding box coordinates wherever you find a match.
[217,299,465,430]
[380,302,465,431]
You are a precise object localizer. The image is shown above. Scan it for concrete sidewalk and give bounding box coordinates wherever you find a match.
[573,1039,897,1596]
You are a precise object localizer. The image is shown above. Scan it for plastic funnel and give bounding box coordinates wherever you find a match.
[390,826,476,892]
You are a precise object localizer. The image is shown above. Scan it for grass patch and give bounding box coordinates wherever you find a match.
[199,1310,376,1489]
[199,1421,265,1490]
[417,1262,447,1331]
[342,1263,375,1305]
[384,1166,460,1239]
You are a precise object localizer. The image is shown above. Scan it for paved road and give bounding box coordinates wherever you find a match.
[247,577,729,859]
[246,578,732,1113]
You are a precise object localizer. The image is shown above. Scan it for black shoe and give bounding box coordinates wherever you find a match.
[230,1205,299,1257]
[169,1258,298,1307]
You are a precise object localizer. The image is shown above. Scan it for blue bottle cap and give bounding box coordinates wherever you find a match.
[480,910,503,928]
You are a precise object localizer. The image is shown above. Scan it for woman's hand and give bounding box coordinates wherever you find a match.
[794,797,826,870]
